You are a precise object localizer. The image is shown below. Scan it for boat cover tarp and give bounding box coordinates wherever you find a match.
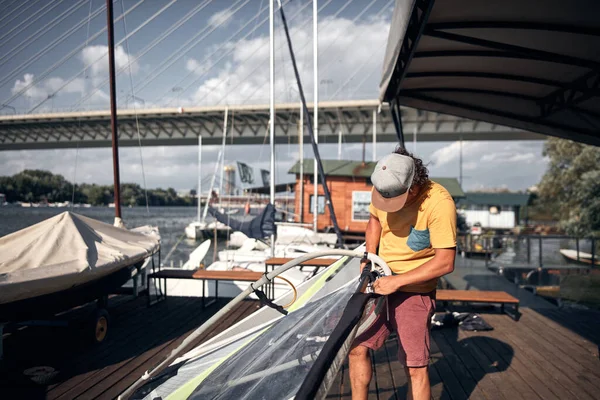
[132,255,380,400]
[380,0,600,146]
[0,212,160,306]
[207,203,276,240]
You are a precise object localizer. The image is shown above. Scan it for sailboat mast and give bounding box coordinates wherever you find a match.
[312,0,318,233]
[269,0,276,255]
[106,0,122,223]
[197,135,202,222]
[218,107,229,197]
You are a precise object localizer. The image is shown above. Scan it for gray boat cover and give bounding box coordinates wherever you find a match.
[0,212,160,305]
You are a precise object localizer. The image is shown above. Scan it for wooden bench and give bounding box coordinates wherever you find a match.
[264,257,338,277]
[147,269,264,307]
[436,289,520,320]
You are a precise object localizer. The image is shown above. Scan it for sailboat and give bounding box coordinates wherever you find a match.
[185,109,233,240]
[0,0,160,349]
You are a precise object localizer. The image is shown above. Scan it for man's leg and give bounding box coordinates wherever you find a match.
[349,307,391,400]
[394,292,435,400]
[348,345,372,400]
[405,366,430,400]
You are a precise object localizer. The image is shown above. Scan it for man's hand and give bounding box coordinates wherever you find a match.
[372,276,402,295]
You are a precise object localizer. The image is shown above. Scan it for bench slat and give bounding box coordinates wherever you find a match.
[148,269,262,282]
[436,289,519,304]
[264,257,337,267]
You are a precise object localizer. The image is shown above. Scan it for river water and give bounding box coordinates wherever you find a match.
[0,206,225,266]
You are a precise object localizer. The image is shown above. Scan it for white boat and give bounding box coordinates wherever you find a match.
[227,224,337,247]
[185,220,230,240]
[0,212,160,323]
[559,249,598,265]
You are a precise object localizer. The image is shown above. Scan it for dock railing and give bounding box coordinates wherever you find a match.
[458,233,597,269]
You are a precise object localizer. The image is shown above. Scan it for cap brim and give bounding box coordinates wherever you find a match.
[372,188,409,213]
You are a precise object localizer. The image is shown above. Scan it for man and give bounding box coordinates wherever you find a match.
[349,147,457,400]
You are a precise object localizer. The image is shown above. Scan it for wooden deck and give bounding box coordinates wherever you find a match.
[327,306,600,400]
[1,293,599,399]
[0,295,260,399]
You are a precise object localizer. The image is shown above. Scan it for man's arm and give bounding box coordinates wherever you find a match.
[361,214,382,271]
[372,248,455,295]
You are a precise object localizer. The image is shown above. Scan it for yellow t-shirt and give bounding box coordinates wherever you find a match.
[369,180,457,293]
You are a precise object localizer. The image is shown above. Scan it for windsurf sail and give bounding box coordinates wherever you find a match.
[125,251,390,400]
[207,203,276,240]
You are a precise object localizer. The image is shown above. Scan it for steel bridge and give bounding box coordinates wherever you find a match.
[0,99,544,151]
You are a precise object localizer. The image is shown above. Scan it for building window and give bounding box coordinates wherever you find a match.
[309,195,325,214]
[352,191,372,221]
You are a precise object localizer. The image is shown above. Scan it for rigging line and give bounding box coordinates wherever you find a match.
[24,0,173,113]
[249,0,264,42]
[203,0,327,106]
[83,0,94,81]
[160,0,300,106]
[346,56,380,99]
[0,0,140,107]
[0,0,42,32]
[328,39,387,100]
[0,0,19,13]
[120,0,149,215]
[142,0,259,105]
[317,0,380,62]
[0,0,25,25]
[235,0,348,105]
[0,0,68,50]
[0,0,90,73]
[134,0,253,97]
[70,0,213,110]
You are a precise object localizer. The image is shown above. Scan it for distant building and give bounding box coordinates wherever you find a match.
[288,159,465,234]
[456,192,531,230]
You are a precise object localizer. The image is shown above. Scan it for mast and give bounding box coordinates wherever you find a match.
[197,135,202,222]
[277,0,344,247]
[269,0,275,255]
[218,107,229,197]
[106,0,122,226]
[312,0,318,233]
[372,109,377,161]
[299,102,304,223]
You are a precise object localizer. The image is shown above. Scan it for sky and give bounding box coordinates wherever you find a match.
[0,0,549,192]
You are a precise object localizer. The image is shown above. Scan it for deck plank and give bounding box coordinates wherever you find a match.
[502,312,600,395]
[487,313,595,400]
[3,291,600,400]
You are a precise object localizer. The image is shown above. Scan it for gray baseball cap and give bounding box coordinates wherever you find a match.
[371,153,415,212]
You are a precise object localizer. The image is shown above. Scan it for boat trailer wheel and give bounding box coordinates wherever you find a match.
[92,309,110,344]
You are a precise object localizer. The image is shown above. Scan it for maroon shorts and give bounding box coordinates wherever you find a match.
[353,291,436,367]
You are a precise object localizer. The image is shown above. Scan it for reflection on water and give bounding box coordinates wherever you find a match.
[489,236,600,309]
[0,206,227,266]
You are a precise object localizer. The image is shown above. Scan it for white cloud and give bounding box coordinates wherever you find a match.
[185,58,210,76]
[80,45,139,79]
[11,73,47,101]
[188,12,391,106]
[429,141,487,167]
[11,74,86,110]
[208,9,234,28]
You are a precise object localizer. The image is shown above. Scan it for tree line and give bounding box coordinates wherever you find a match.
[536,137,600,237]
[0,170,195,207]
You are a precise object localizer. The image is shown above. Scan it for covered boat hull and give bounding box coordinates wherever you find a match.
[0,261,140,322]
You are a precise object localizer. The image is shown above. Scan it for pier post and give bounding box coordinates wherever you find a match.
[538,236,543,268]
[576,237,580,261]
[527,236,531,263]
[591,237,596,268]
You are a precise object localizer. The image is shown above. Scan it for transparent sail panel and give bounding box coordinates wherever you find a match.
[188,280,357,400]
